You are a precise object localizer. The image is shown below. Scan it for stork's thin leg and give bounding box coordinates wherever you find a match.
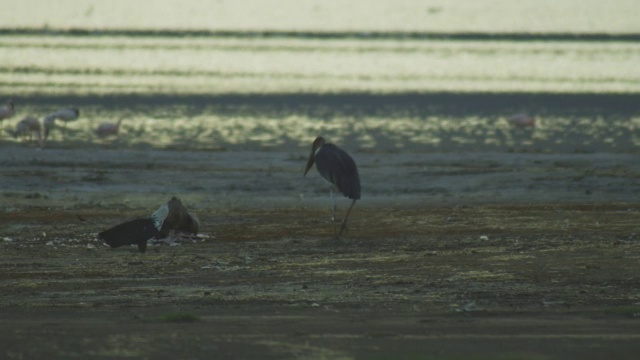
[330,189,338,237]
[339,199,357,235]
[330,189,336,221]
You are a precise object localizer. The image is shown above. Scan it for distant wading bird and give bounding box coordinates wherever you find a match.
[8,117,43,147]
[44,107,80,140]
[95,119,122,139]
[508,113,536,128]
[43,117,56,141]
[304,136,361,237]
[0,99,15,132]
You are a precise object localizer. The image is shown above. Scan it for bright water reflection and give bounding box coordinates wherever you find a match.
[1,33,639,153]
[8,93,639,154]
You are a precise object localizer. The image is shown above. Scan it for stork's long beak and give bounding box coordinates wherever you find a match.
[303,147,315,176]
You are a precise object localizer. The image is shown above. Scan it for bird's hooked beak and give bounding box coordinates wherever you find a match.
[304,136,326,176]
[303,145,316,176]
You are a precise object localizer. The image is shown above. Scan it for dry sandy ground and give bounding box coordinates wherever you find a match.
[1,143,640,359]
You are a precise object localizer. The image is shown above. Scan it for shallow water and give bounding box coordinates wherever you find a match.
[1,92,638,154]
[1,31,639,153]
[2,33,639,95]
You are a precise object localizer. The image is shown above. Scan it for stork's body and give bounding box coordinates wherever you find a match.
[304,136,360,236]
[44,107,80,140]
[0,99,15,132]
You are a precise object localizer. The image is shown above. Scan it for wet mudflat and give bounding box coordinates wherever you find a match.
[1,91,640,360]
[2,1,640,356]
[1,204,640,359]
[2,145,640,359]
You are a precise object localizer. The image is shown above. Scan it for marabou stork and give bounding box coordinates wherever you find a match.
[304,136,361,236]
[98,197,199,253]
[44,107,80,140]
[0,99,15,132]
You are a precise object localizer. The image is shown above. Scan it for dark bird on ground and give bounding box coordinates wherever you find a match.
[160,197,200,237]
[0,99,15,132]
[44,107,80,140]
[97,218,160,253]
[98,202,169,253]
[98,197,199,253]
[304,136,361,237]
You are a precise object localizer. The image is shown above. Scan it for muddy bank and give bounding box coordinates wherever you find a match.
[2,145,639,211]
[1,203,640,359]
[1,144,640,358]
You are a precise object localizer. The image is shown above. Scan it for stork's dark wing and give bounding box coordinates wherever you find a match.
[98,218,160,253]
[315,144,361,200]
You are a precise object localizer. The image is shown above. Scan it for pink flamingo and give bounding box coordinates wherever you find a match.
[0,99,15,132]
[8,117,43,147]
[95,119,122,139]
[508,113,536,127]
